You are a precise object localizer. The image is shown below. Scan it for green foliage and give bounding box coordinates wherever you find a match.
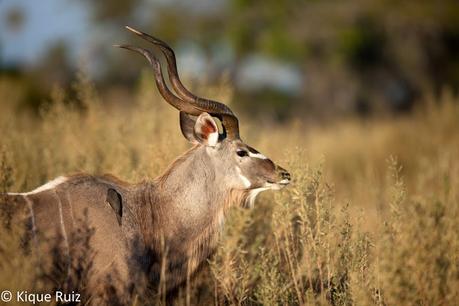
[338,18,385,70]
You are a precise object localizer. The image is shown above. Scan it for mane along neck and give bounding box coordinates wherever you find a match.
[137,146,240,241]
[149,145,249,248]
[133,146,250,289]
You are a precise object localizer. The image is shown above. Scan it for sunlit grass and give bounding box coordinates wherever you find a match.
[0,73,458,305]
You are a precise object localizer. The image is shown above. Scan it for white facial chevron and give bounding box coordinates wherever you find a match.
[248,152,267,159]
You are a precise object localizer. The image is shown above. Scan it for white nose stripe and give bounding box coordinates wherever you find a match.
[248,152,267,159]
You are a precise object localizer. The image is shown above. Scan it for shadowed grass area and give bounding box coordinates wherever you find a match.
[0,73,458,305]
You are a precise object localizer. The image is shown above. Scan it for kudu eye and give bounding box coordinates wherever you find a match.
[236,149,249,157]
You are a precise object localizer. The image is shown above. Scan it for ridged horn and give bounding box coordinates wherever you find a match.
[123,26,240,139]
[114,44,201,115]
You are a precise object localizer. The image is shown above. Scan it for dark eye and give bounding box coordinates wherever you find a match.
[236,150,249,157]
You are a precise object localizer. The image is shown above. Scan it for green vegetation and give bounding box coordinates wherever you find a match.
[4,0,459,116]
[1,74,458,304]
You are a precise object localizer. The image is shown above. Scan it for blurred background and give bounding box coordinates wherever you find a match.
[2,0,459,120]
[1,2,459,304]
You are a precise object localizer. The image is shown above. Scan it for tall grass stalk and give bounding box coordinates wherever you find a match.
[0,74,458,304]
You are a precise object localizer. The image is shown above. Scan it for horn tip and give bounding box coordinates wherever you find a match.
[125,25,142,35]
[113,44,129,49]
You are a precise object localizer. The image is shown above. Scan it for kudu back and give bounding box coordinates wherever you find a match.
[3,26,291,302]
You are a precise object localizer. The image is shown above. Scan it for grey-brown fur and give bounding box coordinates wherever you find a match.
[5,142,289,300]
[3,28,291,302]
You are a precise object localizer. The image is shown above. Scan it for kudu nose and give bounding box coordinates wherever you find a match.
[277,166,291,185]
[281,171,291,181]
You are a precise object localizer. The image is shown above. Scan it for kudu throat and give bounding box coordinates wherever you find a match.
[129,146,244,289]
[155,146,230,234]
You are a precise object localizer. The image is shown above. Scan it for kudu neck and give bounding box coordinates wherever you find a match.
[134,145,248,266]
[150,145,231,230]
[158,145,226,205]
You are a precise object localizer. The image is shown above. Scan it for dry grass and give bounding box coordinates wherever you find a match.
[0,72,458,305]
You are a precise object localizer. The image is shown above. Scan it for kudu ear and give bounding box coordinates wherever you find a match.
[194,113,220,146]
[180,112,219,146]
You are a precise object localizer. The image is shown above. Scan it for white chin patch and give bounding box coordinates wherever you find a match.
[244,181,287,207]
[263,181,283,190]
[245,187,270,208]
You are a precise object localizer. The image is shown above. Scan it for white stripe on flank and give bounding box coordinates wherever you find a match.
[55,190,71,278]
[9,176,68,196]
[248,152,267,159]
[56,191,70,253]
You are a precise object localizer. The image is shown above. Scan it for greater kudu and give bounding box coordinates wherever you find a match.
[3,26,291,302]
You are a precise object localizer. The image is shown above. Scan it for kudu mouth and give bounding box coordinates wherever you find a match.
[267,166,291,189]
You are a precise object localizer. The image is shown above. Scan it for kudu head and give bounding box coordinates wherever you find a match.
[116,26,291,203]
